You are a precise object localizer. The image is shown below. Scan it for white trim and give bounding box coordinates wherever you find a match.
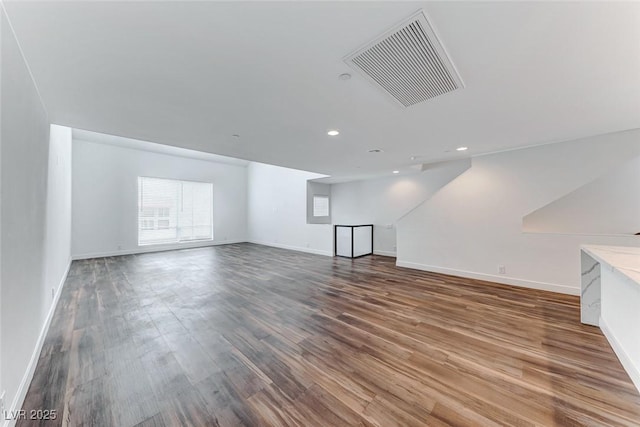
[248,240,332,257]
[4,258,71,427]
[599,315,640,394]
[71,239,245,260]
[374,250,397,257]
[395,260,579,295]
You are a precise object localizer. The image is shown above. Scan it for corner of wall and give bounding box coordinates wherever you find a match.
[6,258,71,427]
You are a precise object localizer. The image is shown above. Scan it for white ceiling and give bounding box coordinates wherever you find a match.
[73,128,250,166]
[5,1,640,179]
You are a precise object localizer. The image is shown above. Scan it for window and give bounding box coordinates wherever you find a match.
[138,177,213,246]
[313,195,329,217]
[307,182,331,224]
[141,219,154,230]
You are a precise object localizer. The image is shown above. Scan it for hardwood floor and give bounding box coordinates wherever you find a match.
[18,243,640,426]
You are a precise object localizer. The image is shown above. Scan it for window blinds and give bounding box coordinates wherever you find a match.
[138,177,213,246]
[313,195,329,217]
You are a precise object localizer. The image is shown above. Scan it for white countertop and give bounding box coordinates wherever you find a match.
[581,245,640,285]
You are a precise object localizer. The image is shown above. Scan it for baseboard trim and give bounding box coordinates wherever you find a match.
[600,315,640,394]
[374,250,397,257]
[395,260,579,296]
[71,239,246,260]
[248,240,332,257]
[3,258,72,427]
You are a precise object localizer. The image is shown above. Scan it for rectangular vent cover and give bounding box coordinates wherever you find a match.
[345,10,464,108]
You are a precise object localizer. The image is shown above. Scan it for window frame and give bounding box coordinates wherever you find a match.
[137,176,214,246]
[312,195,330,218]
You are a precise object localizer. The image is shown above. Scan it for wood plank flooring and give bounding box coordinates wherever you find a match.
[18,243,640,426]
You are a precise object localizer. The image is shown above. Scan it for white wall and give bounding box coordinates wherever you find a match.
[600,267,640,392]
[71,139,248,259]
[1,6,4,404]
[1,6,50,416]
[247,162,332,256]
[1,7,73,423]
[306,181,331,224]
[44,125,72,318]
[397,129,640,294]
[523,154,640,235]
[331,159,471,256]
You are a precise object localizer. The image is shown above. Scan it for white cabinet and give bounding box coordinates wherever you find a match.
[334,225,373,258]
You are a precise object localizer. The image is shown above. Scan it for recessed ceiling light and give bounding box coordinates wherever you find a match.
[392,170,399,174]
[456,146,468,151]
[232,134,240,139]
[368,149,383,153]
[339,73,352,81]
[327,130,340,136]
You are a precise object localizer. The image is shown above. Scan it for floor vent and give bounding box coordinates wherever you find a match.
[345,10,464,108]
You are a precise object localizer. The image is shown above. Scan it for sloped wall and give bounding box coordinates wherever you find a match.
[523,155,640,235]
[397,129,640,294]
[331,159,471,256]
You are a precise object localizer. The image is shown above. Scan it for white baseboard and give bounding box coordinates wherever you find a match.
[71,239,246,260]
[3,258,71,427]
[599,315,640,394]
[374,250,397,257]
[395,260,579,296]
[248,240,332,257]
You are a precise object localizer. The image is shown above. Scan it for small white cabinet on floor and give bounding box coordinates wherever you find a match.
[334,224,373,258]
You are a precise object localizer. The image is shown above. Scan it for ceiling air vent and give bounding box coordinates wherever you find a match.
[344,10,464,108]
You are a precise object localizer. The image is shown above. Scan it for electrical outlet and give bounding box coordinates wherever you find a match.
[498,265,506,274]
